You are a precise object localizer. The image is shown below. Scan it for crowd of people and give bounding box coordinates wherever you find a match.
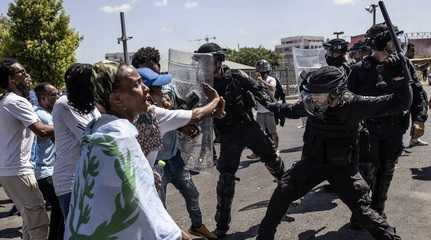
[0,21,429,240]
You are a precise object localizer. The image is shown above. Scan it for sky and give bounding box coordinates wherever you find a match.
[0,0,430,63]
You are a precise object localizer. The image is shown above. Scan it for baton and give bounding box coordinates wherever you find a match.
[378,1,412,82]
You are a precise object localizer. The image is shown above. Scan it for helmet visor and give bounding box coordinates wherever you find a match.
[302,91,330,117]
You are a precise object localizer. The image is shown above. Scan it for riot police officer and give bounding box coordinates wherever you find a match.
[348,23,427,220]
[349,41,371,63]
[195,43,285,237]
[323,38,351,74]
[257,65,410,240]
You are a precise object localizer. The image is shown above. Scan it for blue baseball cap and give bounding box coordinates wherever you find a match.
[137,67,172,87]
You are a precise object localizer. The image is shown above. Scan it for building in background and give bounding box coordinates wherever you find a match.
[274,36,324,95]
[407,32,431,58]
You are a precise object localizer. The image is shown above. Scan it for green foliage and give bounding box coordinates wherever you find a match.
[6,0,80,87]
[226,46,281,68]
[69,135,140,240]
[0,16,11,58]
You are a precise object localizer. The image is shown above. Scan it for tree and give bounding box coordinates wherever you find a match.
[6,0,80,87]
[226,46,281,68]
[0,16,11,58]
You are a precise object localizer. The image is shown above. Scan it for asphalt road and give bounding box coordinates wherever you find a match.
[1,86,431,240]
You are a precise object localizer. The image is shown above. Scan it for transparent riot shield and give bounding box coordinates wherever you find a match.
[292,47,326,127]
[292,47,327,86]
[168,49,215,172]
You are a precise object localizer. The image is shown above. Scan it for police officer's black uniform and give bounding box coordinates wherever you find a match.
[257,66,409,240]
[348,54,428,216]
[347,24,428,221]
[195,43,285,236]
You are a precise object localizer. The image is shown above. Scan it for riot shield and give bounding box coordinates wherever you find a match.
[168,49,215,172]
[292,47,327,94]
[292,47,326,127]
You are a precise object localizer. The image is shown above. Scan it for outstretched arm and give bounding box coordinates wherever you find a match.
[267,101,308,120]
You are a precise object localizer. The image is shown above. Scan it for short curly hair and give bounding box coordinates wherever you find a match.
[132,47,160,69]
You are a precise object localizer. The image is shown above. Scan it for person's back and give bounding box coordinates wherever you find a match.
[52,94,100,219]
[52,95,100,195]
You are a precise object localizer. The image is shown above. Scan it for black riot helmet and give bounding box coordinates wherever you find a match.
[349,41,371,53]
[349,41,371,62]
[301,66,348,117]
[256,59,272,73]
[323,38,349,67]
[365,23,407,53]
[195,42,227,62]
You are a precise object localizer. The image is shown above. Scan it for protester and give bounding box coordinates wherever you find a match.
[32,83,64,240]
[136,65,218,239]
[52,63,101,219]
[64,61,194,240]
[0,58,53,240]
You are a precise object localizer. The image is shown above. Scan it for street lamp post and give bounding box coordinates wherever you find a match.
[365,4,378,26]
[118,12,133,64]
[333,31,344,39]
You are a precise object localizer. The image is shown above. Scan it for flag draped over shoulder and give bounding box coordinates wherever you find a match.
[64,114,181,240]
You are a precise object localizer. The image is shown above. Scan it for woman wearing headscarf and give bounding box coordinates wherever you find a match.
[64,61,223,240]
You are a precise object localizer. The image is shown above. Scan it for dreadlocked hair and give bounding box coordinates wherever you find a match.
[132,47,160,68]
[65,63,96,115]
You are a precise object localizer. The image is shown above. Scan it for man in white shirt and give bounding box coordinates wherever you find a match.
[52,64,100,219]
[247,59,279,159]
[0,58,54,240]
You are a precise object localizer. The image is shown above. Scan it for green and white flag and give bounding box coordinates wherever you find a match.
[65,114,181,240]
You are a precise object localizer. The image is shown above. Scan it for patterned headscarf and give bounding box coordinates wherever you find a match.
[91,60,121,110]
[90,60,162,157]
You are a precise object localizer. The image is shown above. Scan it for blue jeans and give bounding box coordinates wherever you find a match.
[58,193,71,221]
[159,151,203,228]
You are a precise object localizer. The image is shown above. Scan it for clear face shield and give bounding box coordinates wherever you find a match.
[301,91,330,117]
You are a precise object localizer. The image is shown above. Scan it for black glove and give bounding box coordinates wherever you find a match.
[267,102,282,114]
[383,54,405,78]
[383,53,402,66]
[267,103,286,127]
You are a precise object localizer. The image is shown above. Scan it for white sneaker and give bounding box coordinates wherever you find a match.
[409,138,429,147]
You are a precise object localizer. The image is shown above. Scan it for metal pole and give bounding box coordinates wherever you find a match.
[333,31,344,39]
[120,12,129,64]
[372,4,377,25]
